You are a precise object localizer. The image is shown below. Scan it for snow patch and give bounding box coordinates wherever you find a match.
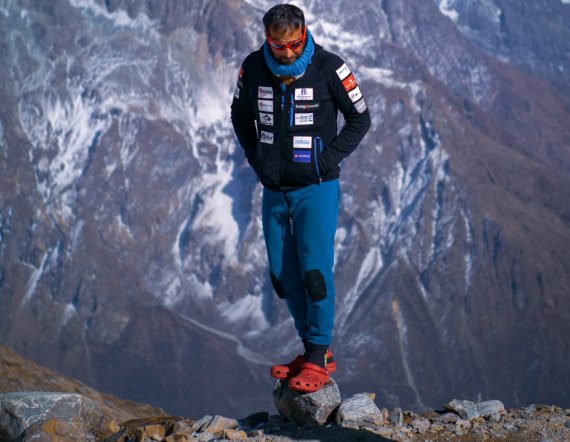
[61,303,78,327]
[219,294,269,329]
[21,252,50,306]
[359,67,424,113]
[437,0,459,22]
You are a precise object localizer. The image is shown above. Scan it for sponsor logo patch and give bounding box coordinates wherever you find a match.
[354,98,367,113]
[348,86,363,103]
[234,86,240,99]
[239,66,244,79]
[342,73,357,92]
[336,63,351,80]
[260,131,274,144]
[295,103,320,110]
[295,113,314,125]
[293,136,312,149]
[258,86,273,99]
[295,88,313,100]
[258,100,273,112]
[293,150,311,163]
[259,112,274,126]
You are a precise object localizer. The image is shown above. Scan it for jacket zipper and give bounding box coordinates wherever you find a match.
[289,94,294,127]
[314,136,323,183]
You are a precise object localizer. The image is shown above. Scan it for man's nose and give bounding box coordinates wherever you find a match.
[284,48,294,57]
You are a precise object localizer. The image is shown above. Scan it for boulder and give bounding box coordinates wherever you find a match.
[443,399,480,420]
[477,400,505,418]
[389,407,404,427]
[272,378,341,427]
[201,415,239,436]
[0,392,104,440]
[335,393,384,428]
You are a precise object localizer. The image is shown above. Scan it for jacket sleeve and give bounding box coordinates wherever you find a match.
[230,62,258,165]
[317,60,371,175]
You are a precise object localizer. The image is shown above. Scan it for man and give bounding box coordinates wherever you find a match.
[231,4,370,393]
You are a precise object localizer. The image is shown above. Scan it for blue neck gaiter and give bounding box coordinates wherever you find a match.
[263,28,315,78]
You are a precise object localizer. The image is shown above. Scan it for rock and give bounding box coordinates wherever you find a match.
[489,413,501,423]
[243,411,269,428]
[169,420,194,436]
[20,417,95,442]
[411,418,430,434]
[202,415,239,436]
[139,423,166,440]
[380,408,389,421]
[477,400,505,418]
[431,423,445,432]
[165,435,191,442]
[421,410,440,419]
[195,431,216,441]
[389,407,404,427]
[272,378,341,427]
[565,420,570,429]
[434,412,459,423]
[248,429,264,437]
[222,428,248,440]
[368,425,394,439]
[0,392,104,441]
[443,399,480,419]
[365,392,376,401]
[335,393,384,428]
[193,415,213,432]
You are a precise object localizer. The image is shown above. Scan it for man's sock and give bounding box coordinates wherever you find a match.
[304,341,328,368]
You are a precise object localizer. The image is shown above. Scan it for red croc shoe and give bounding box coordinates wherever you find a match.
[270,349,337,379]
[288,362,331,393]
[270,355,305,379]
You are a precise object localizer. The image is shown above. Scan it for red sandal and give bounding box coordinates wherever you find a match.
[270,349,336,379]
[288,362,330,393]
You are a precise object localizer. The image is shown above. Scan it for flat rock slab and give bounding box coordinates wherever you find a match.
[273,378,341,427]
[335,393,384,428]
[0,392,103,440]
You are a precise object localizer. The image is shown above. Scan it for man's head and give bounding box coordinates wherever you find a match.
[263,4,307,65]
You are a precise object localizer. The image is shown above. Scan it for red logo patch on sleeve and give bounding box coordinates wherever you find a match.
[342,73,357,92]
[239,66,244,79]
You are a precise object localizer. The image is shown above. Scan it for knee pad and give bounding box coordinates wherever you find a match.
[304,269,327,302]
[270,272,286,299]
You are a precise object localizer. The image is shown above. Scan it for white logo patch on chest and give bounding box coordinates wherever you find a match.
[258,100,273,112]
[295,113,314,125]
[295,88,313,100]
[293,136,312,149]
[258,86,273,99]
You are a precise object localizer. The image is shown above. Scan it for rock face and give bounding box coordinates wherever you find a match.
[0,392,103,441]
[272,378,341,427]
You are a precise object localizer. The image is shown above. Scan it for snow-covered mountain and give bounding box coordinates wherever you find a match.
[1,0,569,418]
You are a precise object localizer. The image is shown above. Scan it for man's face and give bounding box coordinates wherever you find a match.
[266,25,306,65]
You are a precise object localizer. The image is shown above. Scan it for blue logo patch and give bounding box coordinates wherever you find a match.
[293,150,311,163]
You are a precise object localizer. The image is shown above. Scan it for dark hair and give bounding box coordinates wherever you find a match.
[262,4,305,33]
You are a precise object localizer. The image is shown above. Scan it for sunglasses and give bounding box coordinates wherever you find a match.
[266,26,307,51]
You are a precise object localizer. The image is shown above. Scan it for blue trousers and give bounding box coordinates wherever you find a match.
[262,180,340,346]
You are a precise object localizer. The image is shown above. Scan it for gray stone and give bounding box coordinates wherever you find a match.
[489,413,501,423]
[389,407,404,427]
[565,420,570,429]
[443,399,480,419]
[434,412,459,423]
[524,404,537,413]
[0,392,104,441]
[411,418,430,434]
[202,415,239,437]
[272,378,341,427]
[335,393,384,428]
[192,415,213,433]
[195,431,216,441]
[477,400,505,418]
[243,411,269,428]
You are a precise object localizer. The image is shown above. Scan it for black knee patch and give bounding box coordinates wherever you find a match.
[270,272,286,299]
[304,269,327,302]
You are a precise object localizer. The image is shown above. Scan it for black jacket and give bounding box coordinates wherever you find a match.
[231,42,371,191]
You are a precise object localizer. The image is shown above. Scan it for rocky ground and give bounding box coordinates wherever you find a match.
[1,346,569,441]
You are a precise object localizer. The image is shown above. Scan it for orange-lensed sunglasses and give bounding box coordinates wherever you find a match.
[266,26,307,51]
